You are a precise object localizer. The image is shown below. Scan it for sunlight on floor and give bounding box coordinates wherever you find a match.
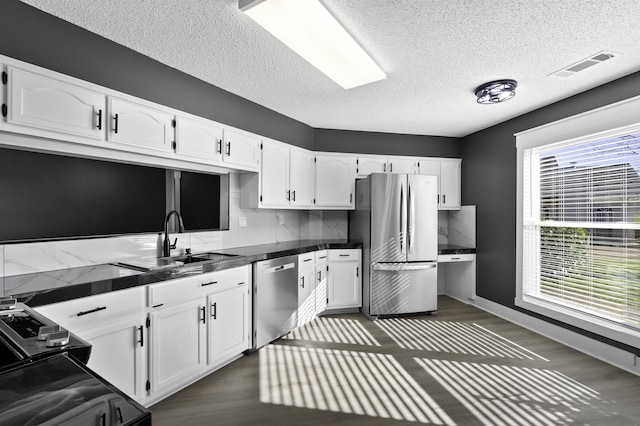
[260,345,454,425]
[416,358,600,426]
[283,316,381,346]
[376,318,548,361]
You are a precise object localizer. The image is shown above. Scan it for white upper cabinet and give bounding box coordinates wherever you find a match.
[242,140,315,209]
[108,97,174,153]
[357,155,387,177]
[315,154,357,209]
[356,155,418,177]
[222,128,261,170]
[418,158,461,210]
[260,138,290,208]
[6,67,105,140]
[418,158,440,177]
[175,115,223,162]
[440,159,461,210]
[388,157,418,174]
[289,147,315,208]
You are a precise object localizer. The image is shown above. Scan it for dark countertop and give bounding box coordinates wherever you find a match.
[438,244,477,255]
[6,239,361,308]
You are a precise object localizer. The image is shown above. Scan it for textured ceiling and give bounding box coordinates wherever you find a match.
[19,0,640,137]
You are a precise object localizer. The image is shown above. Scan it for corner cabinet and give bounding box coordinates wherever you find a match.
[241,139,315,209]
[314,154,357,209]
[4,67,105,141]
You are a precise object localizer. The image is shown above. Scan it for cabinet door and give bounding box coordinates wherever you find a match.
[440,159,461,210]
[175,115,223,162]
[315,263,328,315]
[327,261,362,309]
[297,253,316,327]
[149,299,206,395]
[108,97,173,153]
[388,158,417,174]
[7,67,105,140]
[223,129,261,170]
[417,158,440,177]
[289,148,315,208]
[314,155,357,208]
[357,156,387,177]
[207,285,250,367]
[76,315,146,403]
[260,139,290,208]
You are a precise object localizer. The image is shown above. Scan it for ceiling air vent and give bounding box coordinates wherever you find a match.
[549,51,616,78]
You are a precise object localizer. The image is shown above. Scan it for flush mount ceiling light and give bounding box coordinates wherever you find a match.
[239,0,386,90]
[474,79,518,104]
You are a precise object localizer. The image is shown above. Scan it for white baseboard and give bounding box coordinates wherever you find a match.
[471,296,640,377]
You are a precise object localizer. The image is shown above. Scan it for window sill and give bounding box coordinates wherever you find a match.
[516,295,640,349]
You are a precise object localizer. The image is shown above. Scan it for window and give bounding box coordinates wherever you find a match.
[516,95,640,347]
[522,133,640,330]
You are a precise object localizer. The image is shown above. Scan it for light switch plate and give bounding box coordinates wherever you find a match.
[238,216,247,228]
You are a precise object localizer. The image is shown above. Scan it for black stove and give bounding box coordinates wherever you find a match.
[0,297,90,372]
[0,297,151,425]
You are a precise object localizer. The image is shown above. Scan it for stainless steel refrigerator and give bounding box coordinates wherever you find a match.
[350,173,438,319]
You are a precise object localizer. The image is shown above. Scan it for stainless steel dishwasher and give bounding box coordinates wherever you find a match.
[252,255,298,350]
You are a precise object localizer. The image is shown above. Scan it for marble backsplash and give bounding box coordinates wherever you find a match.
[0,173,348,277]
[439,206,476,247]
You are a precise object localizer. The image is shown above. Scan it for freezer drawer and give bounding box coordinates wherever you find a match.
[370,262,437,316]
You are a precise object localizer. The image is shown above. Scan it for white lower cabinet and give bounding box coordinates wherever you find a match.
[207,282,250,367]
[33,287,147,403]
[76,315,146,402]
[314,251,329,315]
[148,298,207,397]
[326,249,362,310]
[297,252,316,327]
[146,265,250,404]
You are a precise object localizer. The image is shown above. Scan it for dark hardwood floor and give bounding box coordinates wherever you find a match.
[151,296,640,425]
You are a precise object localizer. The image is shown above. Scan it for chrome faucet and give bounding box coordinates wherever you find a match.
[163,210,185,258]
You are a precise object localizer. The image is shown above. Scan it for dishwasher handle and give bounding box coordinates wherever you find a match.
[264,262,296,274]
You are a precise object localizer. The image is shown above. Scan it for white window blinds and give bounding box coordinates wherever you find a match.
[522,132,640,329]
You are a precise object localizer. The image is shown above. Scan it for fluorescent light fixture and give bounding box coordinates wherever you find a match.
[239,0,385,89]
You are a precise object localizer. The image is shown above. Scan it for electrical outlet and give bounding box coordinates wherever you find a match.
[238,216,247,228]
[278,214,284,225]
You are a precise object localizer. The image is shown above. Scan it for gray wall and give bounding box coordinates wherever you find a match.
[0,1,315,150]
[315,128,460,157]
[461,71,640,353]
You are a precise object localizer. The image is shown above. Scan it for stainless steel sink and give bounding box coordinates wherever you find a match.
[114,252,239,273]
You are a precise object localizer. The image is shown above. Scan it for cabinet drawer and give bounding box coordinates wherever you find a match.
[315,250,328,264]
[34,286,145,331]
[298,252,315,267]
[148,266,250,307]
[328,249,361,261]
[437,253,476,263]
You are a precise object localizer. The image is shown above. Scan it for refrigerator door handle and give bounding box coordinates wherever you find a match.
[400,180,407,256]
[408,179,415,254]
[372,262,437,271]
